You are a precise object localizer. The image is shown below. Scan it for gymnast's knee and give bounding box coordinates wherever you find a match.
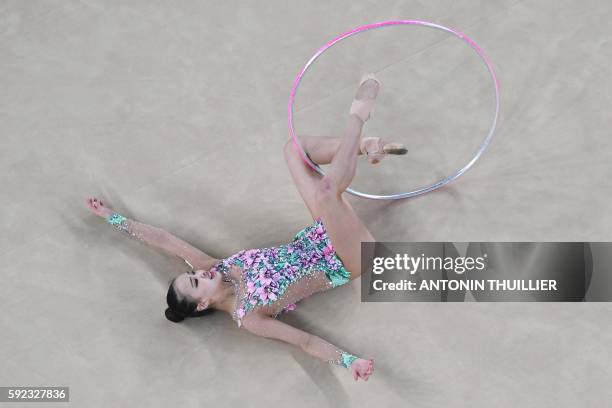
[315,176,340,205]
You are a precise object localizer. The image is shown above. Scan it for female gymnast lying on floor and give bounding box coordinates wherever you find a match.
[86,73,407,382]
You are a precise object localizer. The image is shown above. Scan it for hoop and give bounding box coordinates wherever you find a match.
[287,20,500,200]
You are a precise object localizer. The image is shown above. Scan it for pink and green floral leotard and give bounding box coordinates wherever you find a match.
[208,217,358,368]
[209,217,352,327]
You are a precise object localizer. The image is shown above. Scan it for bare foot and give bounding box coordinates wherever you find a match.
[85,197,113,219]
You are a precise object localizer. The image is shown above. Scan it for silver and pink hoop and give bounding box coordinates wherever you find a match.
[288,20,500,200]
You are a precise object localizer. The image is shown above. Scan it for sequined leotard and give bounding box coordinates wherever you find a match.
[209,217,352,327]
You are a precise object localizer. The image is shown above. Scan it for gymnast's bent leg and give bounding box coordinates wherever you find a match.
[313,76,380,278]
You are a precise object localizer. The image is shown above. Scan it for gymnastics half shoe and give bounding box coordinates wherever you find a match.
[350,73,381,123]
[359,136,408,165]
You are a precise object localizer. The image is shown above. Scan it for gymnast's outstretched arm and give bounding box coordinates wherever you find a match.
[241,313,374,381]
[85,197,218,270]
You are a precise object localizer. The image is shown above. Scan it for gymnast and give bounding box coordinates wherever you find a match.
[85,73,407,382]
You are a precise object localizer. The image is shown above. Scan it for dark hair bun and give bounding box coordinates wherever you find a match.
[165,307,185,323]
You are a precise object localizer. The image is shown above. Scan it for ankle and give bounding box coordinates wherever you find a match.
[348,113,365,125]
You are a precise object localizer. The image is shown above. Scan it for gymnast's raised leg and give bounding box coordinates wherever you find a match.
[283,74,389,278]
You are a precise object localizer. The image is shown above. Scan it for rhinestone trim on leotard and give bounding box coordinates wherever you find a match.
[209,218,351,327]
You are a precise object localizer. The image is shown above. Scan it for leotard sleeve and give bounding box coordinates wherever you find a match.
[241,313,359,368]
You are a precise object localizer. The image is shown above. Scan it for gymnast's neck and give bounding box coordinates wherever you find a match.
[210,280,237,315]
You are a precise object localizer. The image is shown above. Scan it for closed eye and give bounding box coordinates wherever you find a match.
[189,270,198,288]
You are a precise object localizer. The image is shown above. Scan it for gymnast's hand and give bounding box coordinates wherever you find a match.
[85,196,114,219]
[351,358,374,382]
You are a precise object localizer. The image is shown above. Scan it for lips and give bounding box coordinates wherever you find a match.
[209,270,215,279]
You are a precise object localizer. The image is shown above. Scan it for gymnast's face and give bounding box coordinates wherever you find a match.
[174,269,223,311]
